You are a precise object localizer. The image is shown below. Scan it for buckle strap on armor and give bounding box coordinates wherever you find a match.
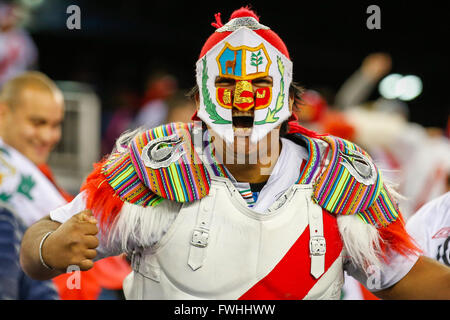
[188,187,216,271]
[307,199,326,279]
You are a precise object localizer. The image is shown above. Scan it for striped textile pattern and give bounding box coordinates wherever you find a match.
[313,136,382,216]
[102,151,163,207]
[311,135,399,227]
[358,186,400,227]
[128,122,211,203]
[294,133,321,185]
[238,188,256,207]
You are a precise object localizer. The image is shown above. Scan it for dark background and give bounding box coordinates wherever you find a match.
[25,0,450,128]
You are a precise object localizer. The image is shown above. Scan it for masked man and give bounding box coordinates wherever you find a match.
[20,7,450,299]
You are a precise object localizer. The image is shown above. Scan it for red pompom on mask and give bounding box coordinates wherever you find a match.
[229,6,260,20]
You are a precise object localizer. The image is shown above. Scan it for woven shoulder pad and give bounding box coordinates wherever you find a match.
[128,122,211,202]
[313,135,383,216]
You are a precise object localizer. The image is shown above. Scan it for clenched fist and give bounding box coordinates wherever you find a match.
[41,210,99,271]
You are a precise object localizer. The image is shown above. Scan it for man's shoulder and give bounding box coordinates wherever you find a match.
[86,123,204,207]
[0,141,14,165]
[297,133,398,227]
[82,122,204,229]
[122,122,209,202]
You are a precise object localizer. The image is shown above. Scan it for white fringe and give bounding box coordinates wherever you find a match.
[106,200,182,253]
[337,214,383,273]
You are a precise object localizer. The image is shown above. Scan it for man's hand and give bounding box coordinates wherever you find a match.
[361,52,392,81]
[41,210,99,272]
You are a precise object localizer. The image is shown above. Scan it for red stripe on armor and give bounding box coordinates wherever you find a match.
[239,209,343,300]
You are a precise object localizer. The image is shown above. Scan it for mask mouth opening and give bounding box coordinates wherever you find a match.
[232,110,254,129]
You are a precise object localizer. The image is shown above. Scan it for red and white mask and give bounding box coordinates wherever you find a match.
[195,11,293,144]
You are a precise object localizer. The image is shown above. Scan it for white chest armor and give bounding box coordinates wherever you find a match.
[123,177,345,300]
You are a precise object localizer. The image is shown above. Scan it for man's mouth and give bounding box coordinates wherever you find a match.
[232,110,254,129]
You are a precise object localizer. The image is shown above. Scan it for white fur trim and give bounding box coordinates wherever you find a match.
[337,215,382,272]
[106,200,181,253]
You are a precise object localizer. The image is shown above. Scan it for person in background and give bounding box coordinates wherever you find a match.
[101,87,141,156]
[129,71,178,131]
[0,203,59,299]
[293,89,356,142]
[0,71,67,225]
[102,88,193,157]
[334,53,450,299]
[0,71,64,299]
[0,71,130,300]
[334,52,392,110]
[332,52,449,220]
[407,192,450,267]
[0,2,38,86]
[165,90,197,124]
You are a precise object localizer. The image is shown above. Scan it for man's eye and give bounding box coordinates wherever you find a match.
[215,78,234,86]
[253,78,273,86]
[31,119,46,126]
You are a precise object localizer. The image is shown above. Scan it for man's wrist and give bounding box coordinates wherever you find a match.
[38,231,54,270]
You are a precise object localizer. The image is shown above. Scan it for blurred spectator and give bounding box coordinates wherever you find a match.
[344,102,450,220]
[129,71,178,130]
[0,203,59,299]
[0,71,131,300]
[341,107,449,301]
[407,192,450,267]
[101,80,190,156]
[294,89,356,141]
[0,71,65,299]
[334,52,392,109]
[165,90,196,124]
[0,2,38,87]
[335,53,449,300]
[101,87,140,155]
[0,71,67,225]
[331,52,449,219]
[293,89,327,132]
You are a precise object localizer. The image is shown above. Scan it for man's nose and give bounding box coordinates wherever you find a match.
[38,125,59,146]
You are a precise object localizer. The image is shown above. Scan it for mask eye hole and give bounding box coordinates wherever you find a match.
[252,76,273,87]
[215,77,235,88]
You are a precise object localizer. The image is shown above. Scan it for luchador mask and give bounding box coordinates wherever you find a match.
[195,18,293,144]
